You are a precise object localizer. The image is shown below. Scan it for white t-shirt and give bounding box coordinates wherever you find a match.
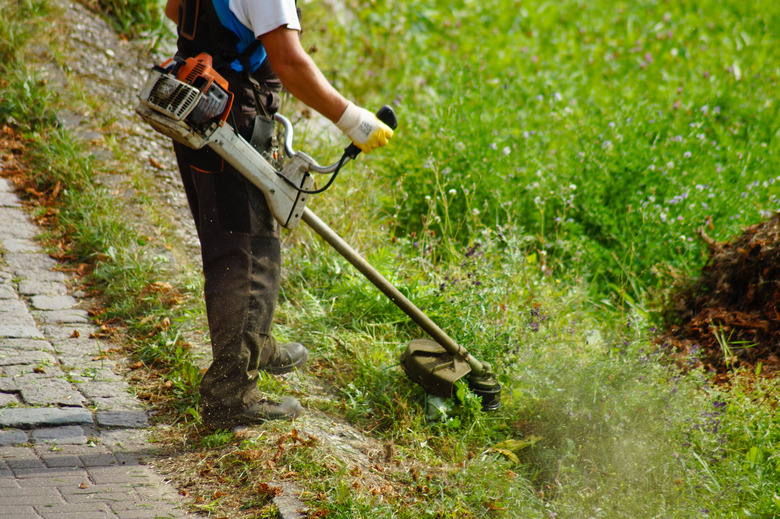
[229,0,301,39]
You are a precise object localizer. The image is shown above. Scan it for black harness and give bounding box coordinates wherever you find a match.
[176,0,259,72]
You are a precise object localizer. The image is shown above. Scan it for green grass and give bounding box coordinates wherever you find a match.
[312,0,779,299]
[2,0,779,517]
[91,0,164,37]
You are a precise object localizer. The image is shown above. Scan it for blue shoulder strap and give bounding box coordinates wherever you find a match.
[211,0,267,73]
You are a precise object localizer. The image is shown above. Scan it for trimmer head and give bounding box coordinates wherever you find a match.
[401,339,501,411]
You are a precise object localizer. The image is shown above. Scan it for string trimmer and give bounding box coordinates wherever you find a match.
[135,53,501,411]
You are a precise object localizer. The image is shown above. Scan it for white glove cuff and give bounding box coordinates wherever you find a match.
[335,102,361,133]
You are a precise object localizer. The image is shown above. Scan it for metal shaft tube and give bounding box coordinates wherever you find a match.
[301,208,487,376]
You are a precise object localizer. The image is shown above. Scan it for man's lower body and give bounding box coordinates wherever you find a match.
[172,67,308,426]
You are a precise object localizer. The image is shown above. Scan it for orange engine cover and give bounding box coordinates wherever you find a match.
[176,53,233,124]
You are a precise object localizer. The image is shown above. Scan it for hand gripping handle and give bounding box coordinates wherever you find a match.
[345,105,399,159]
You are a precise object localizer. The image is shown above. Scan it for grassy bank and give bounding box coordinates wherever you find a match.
[2,0,779,517]
[320,0,779,298]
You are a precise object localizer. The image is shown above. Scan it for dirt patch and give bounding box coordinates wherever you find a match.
[660,213,780,379]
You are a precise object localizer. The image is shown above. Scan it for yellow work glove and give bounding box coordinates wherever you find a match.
[335,102,394,153]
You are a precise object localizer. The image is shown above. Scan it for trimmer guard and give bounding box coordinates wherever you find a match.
[401,339,471,398]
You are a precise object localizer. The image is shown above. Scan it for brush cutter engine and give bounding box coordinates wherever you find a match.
[136,53,314,229]
[136,54,233,148]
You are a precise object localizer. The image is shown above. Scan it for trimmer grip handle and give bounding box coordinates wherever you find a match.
[376,105,399,130]
[345,105,398,159]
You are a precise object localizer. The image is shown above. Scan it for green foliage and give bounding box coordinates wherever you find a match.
[92,0,164,37]
[200,429,235,449]
[0,0,50,62]
[695,378,780,516]
[317,0,780,299]
[0,68,57,128]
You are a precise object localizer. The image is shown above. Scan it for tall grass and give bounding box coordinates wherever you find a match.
[89,0,163,36]
[313,0,779,299]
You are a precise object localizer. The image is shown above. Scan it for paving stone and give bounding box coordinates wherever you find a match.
[41,323,97,343]
[36,309,90,325]
[0,284,16,299]
[96,411,149,429]
[30,294,77,311]
[0,191,21,207]
[12,465,89,481]
[0,350,57,367]
[0,392,20,406]
[3,253,61,279]
[68,368,123,383]
[18,376,86,406]
[38,452,84,468]
[31,426,88,445]
[0,215,37,240]
[1,364,65,378]
[0,506,38,518]
[77,381,132,399]
[0,338,54,352]
[42,325,98,340]
[0,474,19,486]
[33,502,113,518]
[0,205,32,224]
[0,309,32,325]
[78,451,120,468]
[0,407,93,428]
[64,363,113,377]
[17,280,68,296]
[274,481,307,519]
[57,353,104,366]
[86,465,153,485]
[37,513,116,519]
[112,506,190,518]
[0,316,37,331]
[0,429,28,446]
[50,336,105,355]
[100,429,151,449]
[0,238,38,254]
[0,298,30,315]
[0,451,45,470]
[0,325,44,339]
[69,370,123,386]
[33,442,112,459]
[0,377,19,392]
[90,396,144,411]
[60,483,136,502]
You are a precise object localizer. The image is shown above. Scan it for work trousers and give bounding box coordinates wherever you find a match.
[173,65,283,417]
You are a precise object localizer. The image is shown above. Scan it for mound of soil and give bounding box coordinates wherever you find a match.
[661,213,780,378]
